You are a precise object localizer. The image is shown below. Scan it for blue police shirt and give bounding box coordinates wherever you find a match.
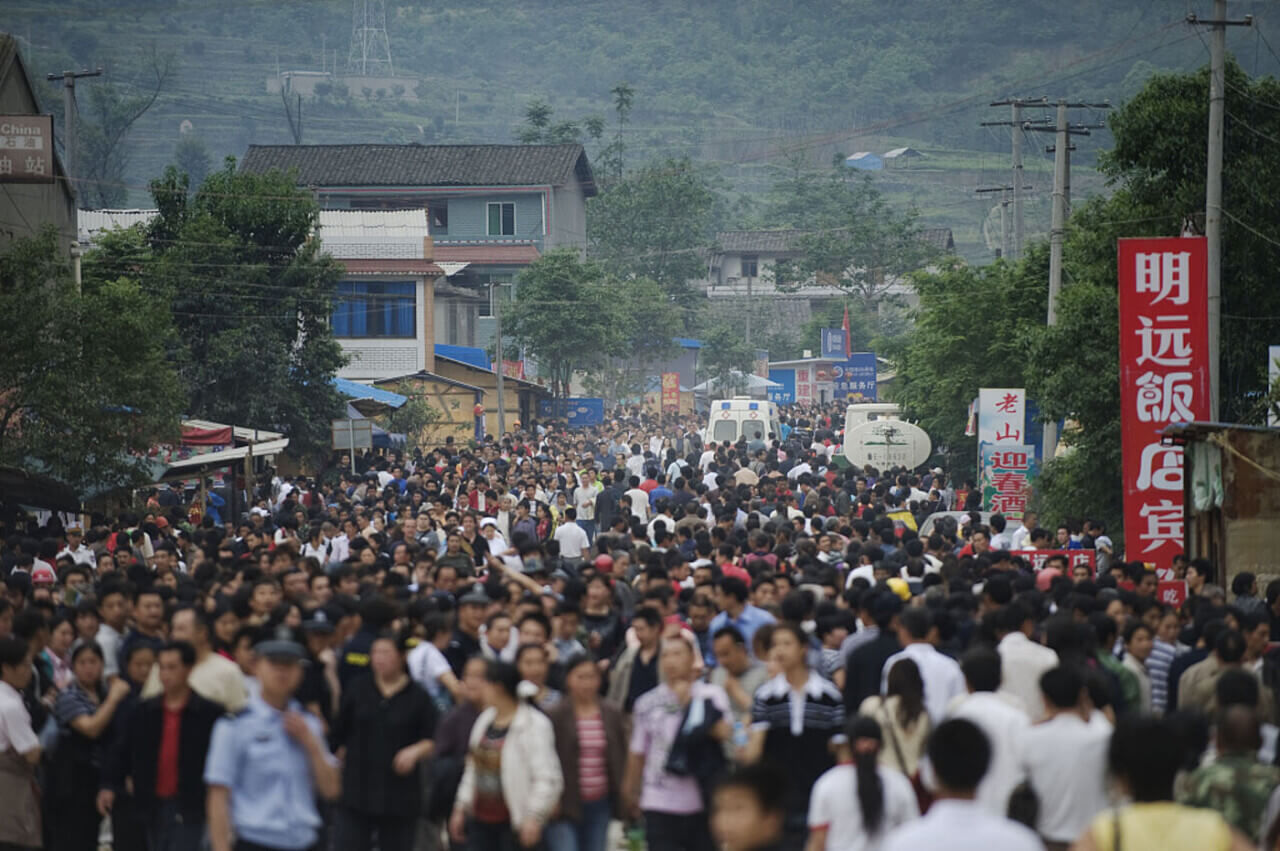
[204,695,335,850]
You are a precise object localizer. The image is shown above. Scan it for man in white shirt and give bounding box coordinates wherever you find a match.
[58,527,95,567]
[1020,666,1111,847]
[623,477,650,525]
[625,444,646,479]
[880,718,1042,851]
[553,508,590,566]
[947,647,1029,818]
[988,514,1014,551]
[1009,510,1038,551]
[995,603,1059,720]
[881,608,967,723]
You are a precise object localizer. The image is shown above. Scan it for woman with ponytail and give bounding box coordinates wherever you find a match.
[451,659,563,851]
[805,715,920,851]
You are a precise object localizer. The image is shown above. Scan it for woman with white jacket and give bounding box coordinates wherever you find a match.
[450,659,564,850]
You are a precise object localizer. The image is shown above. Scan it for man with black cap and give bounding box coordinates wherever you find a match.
[205,627,340,851]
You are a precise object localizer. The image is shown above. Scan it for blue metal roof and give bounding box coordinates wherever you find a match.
[332,377,407,409]
[673,337,703,349]
[434,344,491,371]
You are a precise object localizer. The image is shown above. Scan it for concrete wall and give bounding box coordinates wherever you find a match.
[335,276,429,380]
[446,193,544,242]
[549,182,587,251]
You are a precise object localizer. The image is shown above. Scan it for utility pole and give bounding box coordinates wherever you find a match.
[1026,100,1109,460]
[493,283,506,438]
[745,272,753,347]
[984,97,1048,260]
[975,185,1033,259]
[1189,4,1252,418]
[45,67,102,194]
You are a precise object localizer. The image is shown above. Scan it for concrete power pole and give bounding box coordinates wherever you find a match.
[1026,100,1109,461]
[493,283,506,439]
[45,67,102,194]
[1190,4,1251,418]
[984,97,1048,260]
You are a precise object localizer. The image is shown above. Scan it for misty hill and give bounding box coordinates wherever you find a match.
[7,0,1278,262]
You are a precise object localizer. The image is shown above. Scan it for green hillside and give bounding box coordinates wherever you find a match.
[6,0,1278,262]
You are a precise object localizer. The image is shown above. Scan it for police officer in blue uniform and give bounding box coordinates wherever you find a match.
[205,629,341,851]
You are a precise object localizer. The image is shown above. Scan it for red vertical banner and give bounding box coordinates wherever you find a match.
[1117,237,1211,571]
[660,372,680,412]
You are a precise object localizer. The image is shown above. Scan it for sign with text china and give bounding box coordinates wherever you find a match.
[1117,237,1210,571]
[0,115,54,183]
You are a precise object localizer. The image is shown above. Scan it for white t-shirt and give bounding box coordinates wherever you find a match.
[554,521,590,559]
[623,488,650,524]
[880,799,1042,851]
[808,762,920,851]
[946,691,1029,817]
[1021,712,1111,843]
[408,641,453,701]
[0,681,38,754]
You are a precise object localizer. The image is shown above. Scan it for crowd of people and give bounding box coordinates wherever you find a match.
[1,401,1279,851]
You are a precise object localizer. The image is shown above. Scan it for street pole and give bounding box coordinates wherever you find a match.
[1043,101,1068,461]
[45,67,102,194]
[1206,0,1227,420]
[1012,102,1024,260]
[494,283,506,438]
[745,271,753,347]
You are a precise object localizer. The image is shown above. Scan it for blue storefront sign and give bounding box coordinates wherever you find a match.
[537,397,605,428]
[767,369,796,404]
[832,352,877,401]
[820,328,848,360]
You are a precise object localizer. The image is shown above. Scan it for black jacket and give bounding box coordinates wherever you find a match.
[103,691,223,822]
[844,631,901,710]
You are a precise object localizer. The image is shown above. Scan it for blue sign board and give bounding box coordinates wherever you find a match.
[537,397,605,428]
[832,352,877,400]
[767,369,796,404]
[820,328,848,360]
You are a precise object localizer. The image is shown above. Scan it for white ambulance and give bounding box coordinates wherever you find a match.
[704,397,782,445]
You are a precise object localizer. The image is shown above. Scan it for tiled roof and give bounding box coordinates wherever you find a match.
[918,228,955,251]
[716,230,804,254]
[240,143,596,196]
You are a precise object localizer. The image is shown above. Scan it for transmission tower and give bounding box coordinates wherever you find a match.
[346,0,394,76]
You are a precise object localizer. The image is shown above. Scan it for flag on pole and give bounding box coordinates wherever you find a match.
[841,306,852,358]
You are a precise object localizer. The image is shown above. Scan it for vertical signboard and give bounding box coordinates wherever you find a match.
[833,353,877,401]
[767,369,795,405]
[660,372,680,412]
[1118,237,1210,570]
[980,443,1036,519]
[820,328,848,360]
[753,350,770,379]
[978,388,1026,446]
[795,364,814,404]
[0,115,54,183]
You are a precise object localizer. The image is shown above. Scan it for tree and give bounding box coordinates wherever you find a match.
[77,49,176,207]
[699,320,757,397]
[888,249,1048,480]
[379,382,443,450]
[85,160,348,461]
[504,249,631,398]
[0,228,183,492]
[172,133,212,190]
[771,165,937,313]
[587,157,718,313]
[582,276,681,403]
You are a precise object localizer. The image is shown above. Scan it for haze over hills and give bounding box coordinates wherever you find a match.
[6,0,1279,262]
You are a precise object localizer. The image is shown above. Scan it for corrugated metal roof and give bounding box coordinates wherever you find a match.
[78,208,157,244]
[317,209,428,239]
[240,143,596,196]
[434,344,490,370]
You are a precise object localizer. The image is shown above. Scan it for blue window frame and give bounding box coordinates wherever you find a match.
[332,281,416,338]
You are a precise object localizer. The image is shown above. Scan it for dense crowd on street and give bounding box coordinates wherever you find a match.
[2,400,1280,851]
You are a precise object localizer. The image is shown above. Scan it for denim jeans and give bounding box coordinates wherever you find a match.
[543,798,611,851]
[147,800,205,851]
[576,519,596,544]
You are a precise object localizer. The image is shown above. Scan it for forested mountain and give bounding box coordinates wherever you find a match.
[7,0,1279,260]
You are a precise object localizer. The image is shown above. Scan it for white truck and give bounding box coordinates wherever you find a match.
[704,397,782,445]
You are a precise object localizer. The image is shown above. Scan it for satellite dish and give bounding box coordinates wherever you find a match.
[843,420,932,469]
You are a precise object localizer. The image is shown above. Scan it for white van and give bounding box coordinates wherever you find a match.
[705,397,782,445]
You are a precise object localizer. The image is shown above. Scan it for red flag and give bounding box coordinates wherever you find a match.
[841,306,852,358]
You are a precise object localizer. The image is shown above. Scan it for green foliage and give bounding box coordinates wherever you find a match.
[172,133,212,190]
[0,228,183,492]
[84,160,348,461]
[699,320,757,396]
[889,248,1048,479]
[505,248,631,397]
[587,157,718,314]
[380,382,443,450]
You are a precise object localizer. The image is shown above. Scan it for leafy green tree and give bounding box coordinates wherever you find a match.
[86,160,348,460]
[172,133,212,190]
[0,228,183,492]
[888,249,1048,479]
[505,248,630,397]
[379,382,443,450]
[698,320,757,397]
[587,157,718,313]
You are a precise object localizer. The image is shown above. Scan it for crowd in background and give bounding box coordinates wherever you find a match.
[1,402,1279,851]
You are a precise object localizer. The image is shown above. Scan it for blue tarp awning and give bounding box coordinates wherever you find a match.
[434,344,491,371]
[332,378,407,415]
[673,337,703,349]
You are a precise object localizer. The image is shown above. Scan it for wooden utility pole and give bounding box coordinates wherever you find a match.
[45,67,102,193]
[1189,4,1252,417]
[1026,100,1109,460]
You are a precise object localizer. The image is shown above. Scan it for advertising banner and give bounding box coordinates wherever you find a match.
[660,372,680,412]
[0,115,54,183]
[795,364,814,404]
[820,328,848,360]
[980,443,1036,519]
[767,369,795,405]
[833,353,878,401]
[1010,549,1097,573]
[1118,237,1210,570]
[978,388,1026,446]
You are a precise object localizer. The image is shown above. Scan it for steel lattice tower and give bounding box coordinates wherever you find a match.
[346,0,394,76]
